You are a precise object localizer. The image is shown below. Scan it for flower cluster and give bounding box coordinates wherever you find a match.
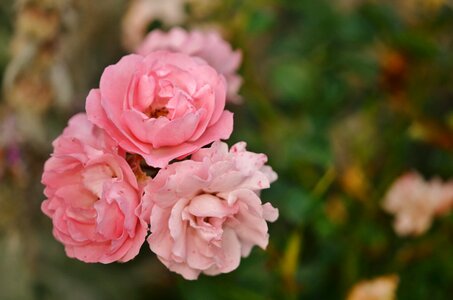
[41,28,277,280]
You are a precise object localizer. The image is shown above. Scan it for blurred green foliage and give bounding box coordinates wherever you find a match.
[1,0,453,299]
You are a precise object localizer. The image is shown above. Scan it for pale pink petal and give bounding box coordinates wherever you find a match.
[153,112,201,148]
[41,114,146,264]
[142,141,277,278]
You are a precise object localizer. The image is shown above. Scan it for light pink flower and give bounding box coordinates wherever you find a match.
[382,172,453,236]
[41,114,147,263]
[137,28,243,103]
[141,141,278,279]
[86,51,233,168]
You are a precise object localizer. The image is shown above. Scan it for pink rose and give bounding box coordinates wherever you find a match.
[382,172,453,236]
[41,114,147,263]
[137,28,243,103]
[86,51,233,168]
[141,141,278,279]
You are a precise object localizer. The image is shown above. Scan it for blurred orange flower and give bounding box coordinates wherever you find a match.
[347,275,399,300]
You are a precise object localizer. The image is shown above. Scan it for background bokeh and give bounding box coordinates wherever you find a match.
[1,0,453,299]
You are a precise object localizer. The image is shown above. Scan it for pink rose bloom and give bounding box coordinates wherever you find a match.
[86,51,233,168]
[41,114,147,263]
[382,172,453,236]
[141,141,278,279]
[137,28,243,103]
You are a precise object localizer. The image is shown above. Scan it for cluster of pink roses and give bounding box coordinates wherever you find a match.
[41,28,278,279]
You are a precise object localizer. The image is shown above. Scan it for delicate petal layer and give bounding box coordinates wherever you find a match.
[142,141,278,279]
[137,27,242,103]
[86,51,233,168]
[41,114,147,263]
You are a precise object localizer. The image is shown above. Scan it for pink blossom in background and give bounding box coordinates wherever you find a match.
[141,141,278,280]
[86,51,233,168]
[137,27,243,103]
[382,172,453,236]
[41,114,147,263]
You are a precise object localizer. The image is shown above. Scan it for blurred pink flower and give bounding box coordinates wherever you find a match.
[137,28,243,103]
[41,114,147,263]
[122,0,187,51]
[382,172,453,236]
[86,51,233,168]
[141,141,278,279]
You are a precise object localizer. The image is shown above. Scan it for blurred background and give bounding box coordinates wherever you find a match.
[1,0,453,299]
